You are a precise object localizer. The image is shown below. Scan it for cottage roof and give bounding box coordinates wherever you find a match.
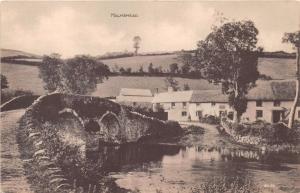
[152,90,193,103]
[190,90,228,103]
[247,80,296,101]
[152,80,298,104]
[119,88,153,97]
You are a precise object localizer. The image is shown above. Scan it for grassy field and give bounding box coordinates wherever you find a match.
[101,55,296,79]
[1,56,296,97]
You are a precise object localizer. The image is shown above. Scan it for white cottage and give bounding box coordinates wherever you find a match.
[241,80,300,123]
[152,80,300,123]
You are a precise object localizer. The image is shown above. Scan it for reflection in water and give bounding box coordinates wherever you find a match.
[66,143,300,193]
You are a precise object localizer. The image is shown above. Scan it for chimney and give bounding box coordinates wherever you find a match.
[168,87,174,92]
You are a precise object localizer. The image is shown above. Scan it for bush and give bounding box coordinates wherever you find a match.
[185,125,205,135]
[200,115,220,124]
[230,121,300,145]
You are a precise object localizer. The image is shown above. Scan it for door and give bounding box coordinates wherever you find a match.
[272,110,282,123]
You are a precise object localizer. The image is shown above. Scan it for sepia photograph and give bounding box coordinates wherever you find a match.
[1,1,300,193]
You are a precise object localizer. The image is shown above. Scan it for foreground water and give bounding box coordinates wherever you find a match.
[84,144,300,193]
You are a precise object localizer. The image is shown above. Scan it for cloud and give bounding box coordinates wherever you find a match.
[2,7,126,57]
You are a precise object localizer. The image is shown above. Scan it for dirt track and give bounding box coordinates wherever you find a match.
[1,109,33,193]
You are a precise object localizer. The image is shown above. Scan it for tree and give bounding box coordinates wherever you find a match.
[133,36,142,55]
[1,74,8,89]
[39,54,109,95]
[60,55,109,94]
[169,63,179,74]
[39,53,63,92]
[282,31,300,128]
[125,67,132,74]
[183,83,190,91]
[138,66,144,74]
[148,63,154,74]
[164,76,180,91]
[196,20,260,123]
[177,51,193,74]
[119,67,125,74]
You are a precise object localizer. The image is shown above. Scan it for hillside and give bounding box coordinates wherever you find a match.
[1,49,41,59]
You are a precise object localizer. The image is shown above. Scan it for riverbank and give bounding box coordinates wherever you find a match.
[220,119,300,153]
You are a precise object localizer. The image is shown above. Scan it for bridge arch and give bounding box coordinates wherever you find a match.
[58,108,85,128]
[98,111,123,144]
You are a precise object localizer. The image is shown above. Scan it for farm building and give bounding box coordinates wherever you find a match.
[152,80,300,123]
[116,88,154,108]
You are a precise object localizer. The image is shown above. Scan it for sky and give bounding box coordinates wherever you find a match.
[1,1,300,57]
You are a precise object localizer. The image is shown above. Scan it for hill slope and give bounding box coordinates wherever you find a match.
[1,49,41,59]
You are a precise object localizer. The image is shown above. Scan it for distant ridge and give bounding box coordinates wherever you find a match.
[1,49,42,59]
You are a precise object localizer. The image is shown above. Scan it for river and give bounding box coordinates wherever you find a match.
[79,143,300,193]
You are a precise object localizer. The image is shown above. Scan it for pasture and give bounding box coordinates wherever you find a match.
[1,56,296,97]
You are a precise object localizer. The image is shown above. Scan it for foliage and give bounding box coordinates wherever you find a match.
[184,125,205,135]
[176,50,194,74]
[200,115,220,125]
[39,53,63,92]
[282,31,300,47]
[39,54,110,95]
[230,121,300,145]
[164,76,180,91]
[169,63,179,73]
[183,83,190,90]
[195,20,260,122]
[148,63,154,73]
[194,175,261,193]
[133,36,142,55]
[1,74,9,89]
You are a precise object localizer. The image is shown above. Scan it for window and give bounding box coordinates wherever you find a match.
[274,100,281,107]
[211,102,216,106]
[256,101,262,107]
[298,110,300,118]
[196,103,200,106]
[196,111,203,118]
[183,102,187,108]
[182,111,187,116]
[219,105,226,109]
[219,111,225,117]
[171,102,175,108]
[256,110,263,118]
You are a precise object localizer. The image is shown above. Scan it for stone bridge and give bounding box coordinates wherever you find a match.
[24,93,182,147]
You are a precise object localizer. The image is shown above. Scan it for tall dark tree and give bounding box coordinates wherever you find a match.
[196,20,260,123]
[1,74,8,89]
[39,53,63,92]
[169,63,179,74]
[282,31,300,128]
[148,63,154,74]
[177,51,193,74]
[133,36,142,55]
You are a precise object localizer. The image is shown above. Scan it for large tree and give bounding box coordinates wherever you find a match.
[133,36,142,55]
[176,50,193,74]
[196,20,260,123]
[39,54,109,95]
[282,31,300,128]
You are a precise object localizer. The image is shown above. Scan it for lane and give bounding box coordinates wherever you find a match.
[1,109,33,193]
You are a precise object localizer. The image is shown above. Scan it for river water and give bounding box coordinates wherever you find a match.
[83,144,300,193]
